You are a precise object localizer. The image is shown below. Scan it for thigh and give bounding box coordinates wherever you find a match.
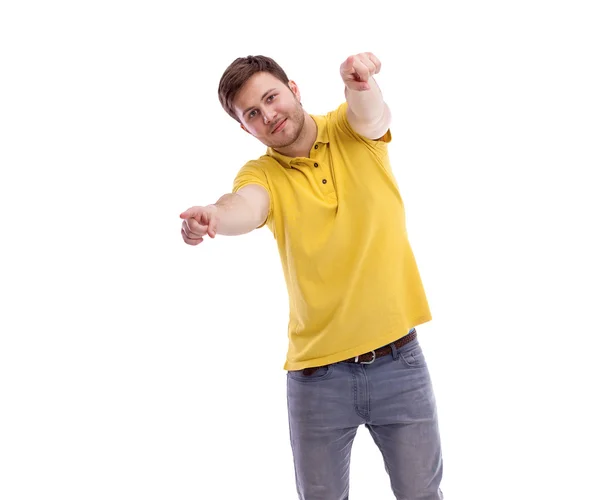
[287,364,362,500]
[367,338,444,499]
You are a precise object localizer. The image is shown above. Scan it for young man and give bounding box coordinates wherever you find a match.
[180,53,444,500]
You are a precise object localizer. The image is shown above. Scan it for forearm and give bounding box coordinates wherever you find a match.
[345,77,386,123]
[209,193,261,236]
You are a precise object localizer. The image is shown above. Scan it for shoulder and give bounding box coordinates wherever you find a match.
[233,153,289,193]
[325,102,392,147]
[235,155,276,178]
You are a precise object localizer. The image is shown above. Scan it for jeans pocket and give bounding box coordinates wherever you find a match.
[400,341,426,367]
[287,365,333,382]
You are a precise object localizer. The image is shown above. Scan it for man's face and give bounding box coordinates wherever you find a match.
[233,72,305,149]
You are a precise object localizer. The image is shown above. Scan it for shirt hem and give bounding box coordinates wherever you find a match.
[283,315,432,371]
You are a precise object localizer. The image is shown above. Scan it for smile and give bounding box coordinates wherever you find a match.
[272,119,287,134]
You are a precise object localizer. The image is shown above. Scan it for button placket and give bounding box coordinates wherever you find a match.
[310,144,334,196]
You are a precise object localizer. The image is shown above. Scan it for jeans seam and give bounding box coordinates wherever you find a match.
[351,368,369,420]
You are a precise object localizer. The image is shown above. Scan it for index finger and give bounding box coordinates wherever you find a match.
[180,207,195,219]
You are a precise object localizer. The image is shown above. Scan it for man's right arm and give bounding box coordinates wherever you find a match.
[180,184,270,245]
[211,184,270,235]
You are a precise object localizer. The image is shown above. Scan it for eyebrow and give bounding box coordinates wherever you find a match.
[243,88,277,116]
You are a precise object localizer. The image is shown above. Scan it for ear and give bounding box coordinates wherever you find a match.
[288,80,301,102]
[240,123,250,134]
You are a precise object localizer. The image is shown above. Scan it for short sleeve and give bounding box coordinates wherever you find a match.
[330,102,392,150]
[232,160,273,229]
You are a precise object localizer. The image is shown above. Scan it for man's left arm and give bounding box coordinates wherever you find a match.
[341,52,391,140]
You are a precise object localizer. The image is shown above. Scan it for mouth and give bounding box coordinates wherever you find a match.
[271,118,287,134]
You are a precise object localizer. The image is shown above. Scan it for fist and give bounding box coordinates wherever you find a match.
[340,52,381,91]
[180,205,218,246]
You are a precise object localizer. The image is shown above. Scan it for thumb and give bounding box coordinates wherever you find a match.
[202,211,218,238]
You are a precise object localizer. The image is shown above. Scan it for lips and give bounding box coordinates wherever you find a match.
[272,118,287,134]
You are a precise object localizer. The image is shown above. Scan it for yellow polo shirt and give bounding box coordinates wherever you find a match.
[232,102,432,371]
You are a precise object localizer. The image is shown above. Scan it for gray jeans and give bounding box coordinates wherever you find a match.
[286,332,443,499]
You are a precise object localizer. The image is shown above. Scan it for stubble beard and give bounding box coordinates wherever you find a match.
[267,102,305,149]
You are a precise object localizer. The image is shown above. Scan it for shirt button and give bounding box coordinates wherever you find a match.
[322,179,327,184]
[314,144,319,149]
[314,163,319,168]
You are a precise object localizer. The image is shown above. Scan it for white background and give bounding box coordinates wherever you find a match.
[1,1,599,499]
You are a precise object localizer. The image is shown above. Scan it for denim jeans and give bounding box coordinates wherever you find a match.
[286,331,443,499]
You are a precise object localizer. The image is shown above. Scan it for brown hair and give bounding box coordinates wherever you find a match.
[218,55,290,122]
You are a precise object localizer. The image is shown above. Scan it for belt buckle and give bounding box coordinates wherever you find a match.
[355,350,376,364]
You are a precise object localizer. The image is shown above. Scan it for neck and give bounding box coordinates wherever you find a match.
[272,112,317,158]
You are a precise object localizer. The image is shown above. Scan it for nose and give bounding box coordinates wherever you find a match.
[263,109,276,124]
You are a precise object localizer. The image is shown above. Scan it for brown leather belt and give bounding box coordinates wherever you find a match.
[302,329,417,376]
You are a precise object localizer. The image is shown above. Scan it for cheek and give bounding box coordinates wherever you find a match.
[254,124,270,137]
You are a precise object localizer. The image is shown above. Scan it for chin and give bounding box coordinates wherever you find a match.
[273,126,302,149]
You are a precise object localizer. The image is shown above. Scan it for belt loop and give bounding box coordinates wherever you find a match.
[390,340,399,361]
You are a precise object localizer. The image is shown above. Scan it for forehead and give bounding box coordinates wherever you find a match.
[233,72,288,111]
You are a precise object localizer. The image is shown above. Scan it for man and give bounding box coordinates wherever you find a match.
[180,53,443,500]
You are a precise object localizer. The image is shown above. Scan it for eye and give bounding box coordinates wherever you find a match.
[267,94,276,102]
[248,110,258,119]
